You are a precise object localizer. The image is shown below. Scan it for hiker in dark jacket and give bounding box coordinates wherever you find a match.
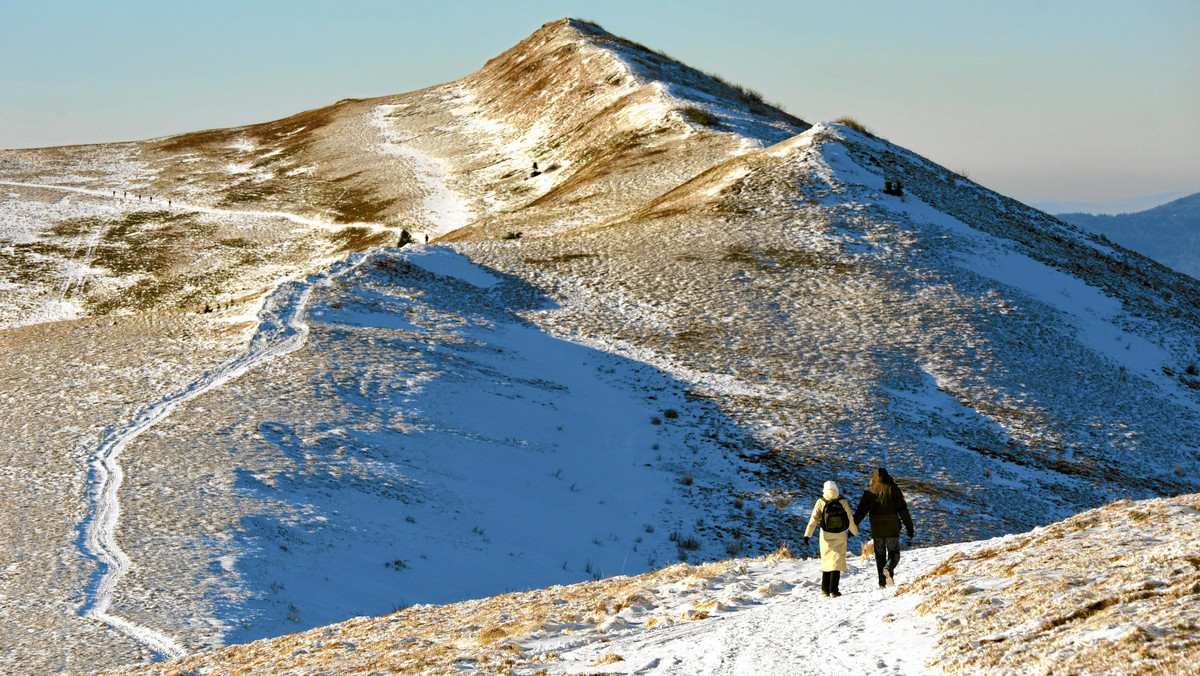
[853,467,914,589]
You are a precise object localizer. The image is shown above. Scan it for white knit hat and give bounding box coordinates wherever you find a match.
[824,480,839,498]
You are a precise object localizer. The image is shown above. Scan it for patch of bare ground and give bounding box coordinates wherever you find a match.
[902,494,1200,674]
[133,94,434,233]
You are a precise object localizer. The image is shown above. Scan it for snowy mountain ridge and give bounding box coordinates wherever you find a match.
[456,118,1200,518]
[1,17,1198,675]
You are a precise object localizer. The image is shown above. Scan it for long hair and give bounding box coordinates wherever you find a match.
[868,467,896,508]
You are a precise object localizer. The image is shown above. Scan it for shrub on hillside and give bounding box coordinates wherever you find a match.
[679,107,720,127]
[833,117,874,137]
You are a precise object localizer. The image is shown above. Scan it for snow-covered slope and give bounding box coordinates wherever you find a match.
[139,246,797,648]
[91,543,966,675]
[1,16,1198,676]
[456,122,1200,541]
[0,245,806,672]
[91,492,1200,675]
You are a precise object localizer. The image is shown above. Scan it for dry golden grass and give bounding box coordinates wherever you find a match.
[476,624,511,644]
[764,542,796,565]
[831,116,875,137]
[903,493,1200,674]
[593,651,624,665]
[616,590,655,611]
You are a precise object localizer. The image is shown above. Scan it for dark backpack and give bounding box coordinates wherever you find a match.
[820,498,849,533]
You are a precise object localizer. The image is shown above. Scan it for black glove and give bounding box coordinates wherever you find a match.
[803,536,811,547]
[907,532,914,545]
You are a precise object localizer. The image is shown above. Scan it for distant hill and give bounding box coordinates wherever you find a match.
[1057,191,1200,279]
[1034,188,1195,216]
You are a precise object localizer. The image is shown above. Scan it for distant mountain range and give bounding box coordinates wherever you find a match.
[1033,188,1195,216]
[1057,191,1200,279]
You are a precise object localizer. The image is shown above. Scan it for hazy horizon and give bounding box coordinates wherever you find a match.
[1034,188,1197,216]
[3,0,1197,206]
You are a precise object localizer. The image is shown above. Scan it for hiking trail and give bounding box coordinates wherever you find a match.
[75,251,369,658]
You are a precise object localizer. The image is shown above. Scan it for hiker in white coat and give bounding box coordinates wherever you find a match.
[803,480,859,597]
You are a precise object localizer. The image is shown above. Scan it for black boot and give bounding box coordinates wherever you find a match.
[829,571,842,597]
[821,571,831,596]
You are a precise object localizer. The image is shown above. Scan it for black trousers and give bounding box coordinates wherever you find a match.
[821,570,841,594]
[874,537,901,585]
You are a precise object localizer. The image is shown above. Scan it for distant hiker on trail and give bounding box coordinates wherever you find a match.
[853,467,914,589]
[803,480,858,598]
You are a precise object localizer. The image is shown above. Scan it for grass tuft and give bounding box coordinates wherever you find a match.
[832,117,874,137]
[765,542,795,564]
[679,107,720,127]
[593,652,624,665]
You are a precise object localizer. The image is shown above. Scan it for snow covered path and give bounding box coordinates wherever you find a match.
[77,253,370,658]
[529,541,980,675]
[89,539,989,675]
[370,104,473,236]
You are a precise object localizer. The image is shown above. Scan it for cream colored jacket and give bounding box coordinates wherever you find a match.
[803,484,859,572]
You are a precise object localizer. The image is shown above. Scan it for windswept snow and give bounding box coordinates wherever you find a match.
[523,544,963,675]
[198,246,796,644]
[896,189,1180,396]
[1,242,802,673]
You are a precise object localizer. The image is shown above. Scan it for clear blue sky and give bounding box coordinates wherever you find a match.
[2,0,1196,206]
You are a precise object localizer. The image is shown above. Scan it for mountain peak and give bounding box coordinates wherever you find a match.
[576,19,808,140]
[473,18,807,146]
